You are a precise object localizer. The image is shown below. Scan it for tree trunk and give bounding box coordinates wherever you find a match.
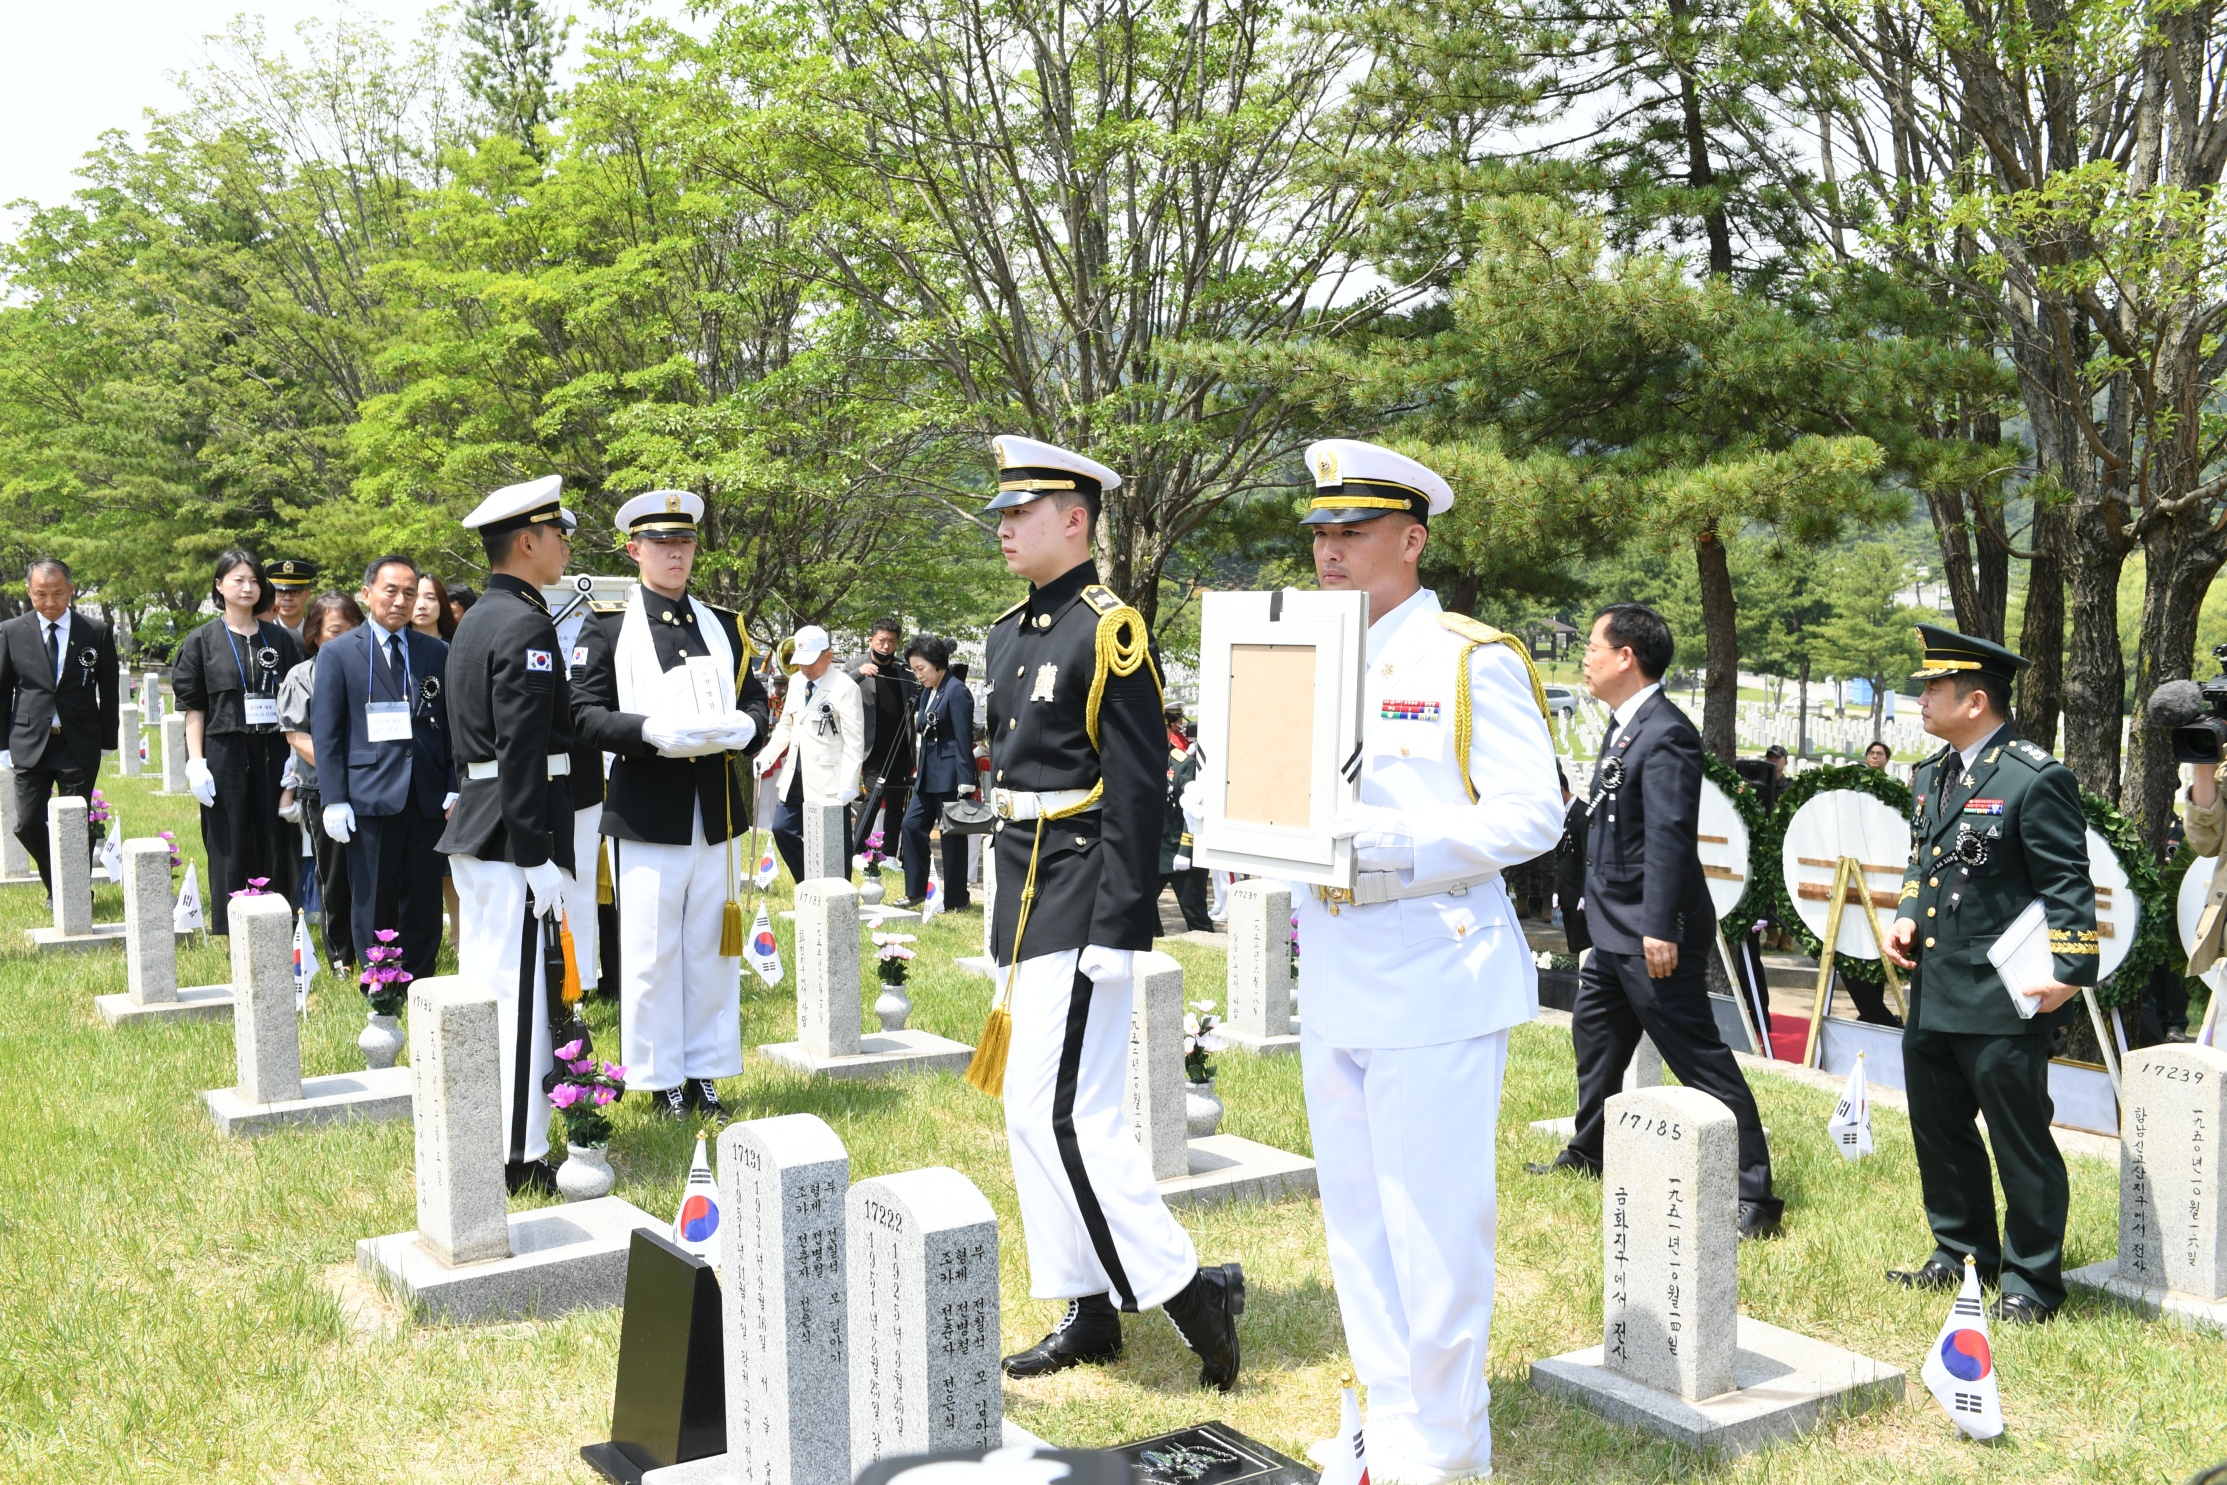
[1924,485,1985,638]
[1871,686,1884,741]
[2015,492,2069,754]
[1444,572,1481,619]
[1694,530,1738,760]
[1666,0,1735,279]
[2059,499,2130,796]
[1797,657,1810,757]
[2125,511,2227,845]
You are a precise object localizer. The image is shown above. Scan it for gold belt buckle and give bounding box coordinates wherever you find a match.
[993,790,1017,820]
[1313,884,1355,916]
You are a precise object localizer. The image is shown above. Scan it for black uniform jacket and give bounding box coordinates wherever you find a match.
[0,607,120,772]
[569,591,770,847]
[174,619,304,736]
[985,560,1163,960]
[437,574,575,872]
[1583,688,1715,955]
[1895,728,2098,1035]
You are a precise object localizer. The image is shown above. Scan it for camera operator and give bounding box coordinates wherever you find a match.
[2151,667,2227,983]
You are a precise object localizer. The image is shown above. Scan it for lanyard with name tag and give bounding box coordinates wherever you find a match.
[365,701,413,742]
[243,696,280,728]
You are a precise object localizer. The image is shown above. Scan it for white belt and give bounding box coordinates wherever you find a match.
[991,786,1097,821]
[464,754,572,781]
[1317,869,1500,907]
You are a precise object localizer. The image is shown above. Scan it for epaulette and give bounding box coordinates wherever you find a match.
[993,595,1029,624]
[1437,612,1505,645]
[1440,610,1551,801]
[1081,584,1124,616]
[2002,737,2057,771]
[588,597,629,614]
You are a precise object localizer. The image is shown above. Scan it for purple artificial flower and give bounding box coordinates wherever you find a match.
[568,1058,593,1076]
[549,1083,583,1109]
[590,1087,617,1106]
[601,1062,626,1081]
[375,928,401,943]
[553,1038,584,1062]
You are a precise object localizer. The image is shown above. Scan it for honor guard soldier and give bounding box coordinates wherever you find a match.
[1291,440,1565,1483]
[1882,625,2097,1323]
[981,435,1244,1392]
[267,558,318,643]
[572,491,769,1120]
[439,476,580,1195]
[556,584,630,998]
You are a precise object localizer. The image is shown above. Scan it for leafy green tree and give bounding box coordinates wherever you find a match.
[1812,541,1924,739]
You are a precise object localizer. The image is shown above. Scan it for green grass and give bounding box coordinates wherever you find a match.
[3,767,2224,1481]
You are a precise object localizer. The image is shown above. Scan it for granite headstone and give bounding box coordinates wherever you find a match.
[230,893,301,1107]
[410,975,512,1267]
[48,795,93,935]
[2118,1043,2227,1302]
[794,880,862,1060]
[1126,949,1189,1181]
[123,837,178,1005]
[1601,1085,1739,1402]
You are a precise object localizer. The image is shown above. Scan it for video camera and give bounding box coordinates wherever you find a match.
[2167,644,2227,763]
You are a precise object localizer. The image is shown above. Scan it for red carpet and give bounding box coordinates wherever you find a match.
[1766,1011,1810,1064]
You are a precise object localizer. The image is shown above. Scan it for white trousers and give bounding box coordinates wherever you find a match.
[1302,1026,1509,1481]
[616,812,742,1091]
[1003,948,1197,1310]
[452,854,556,1165]
[565,803,604,989]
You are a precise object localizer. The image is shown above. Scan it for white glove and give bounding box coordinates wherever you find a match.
[0,750,11,771]
[186,757,217,807]
[641,716,724,758]
[1172,855,1191,871]
[1332,802,1415,873]
[709,713,758,751]
[322,802,357,844]
[524,859,566,918]
[442,791,459,812]
[1078,944,1133,987]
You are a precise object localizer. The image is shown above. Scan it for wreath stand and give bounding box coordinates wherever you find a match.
[1801,855,1907,1068]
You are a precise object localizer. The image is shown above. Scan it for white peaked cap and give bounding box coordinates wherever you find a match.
[462,474,577,532]
[1301,439,1454,525]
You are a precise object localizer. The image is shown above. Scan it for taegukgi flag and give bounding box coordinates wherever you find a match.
[1920,1257,2003,1439]
[1316,1381,1368,1485]
[744,902,783,987]
[920,867,942,923]
[174,864,204,934]
[672,1131,722,1264]
[293,910,318,1014]
[753,841,779,891]
[1827,1050,1872,1160]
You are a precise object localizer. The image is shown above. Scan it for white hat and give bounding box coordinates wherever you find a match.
[462,474,577,534]
[1300,439,1453,525]
[788,625,832,669]
[615,489,705,538]
[987,434,1121,512]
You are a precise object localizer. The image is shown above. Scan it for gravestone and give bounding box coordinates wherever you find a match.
[721,1114,852,1485]
[358,974,659,1321]
[802,803,851,885]
[95,837,233,1026]
[848,1167,1001,1468]
[760,880,972,1081]
[119,702,143,777]
[49,795,93,936]
[160,714,189,796]
[1531,1085,1903,1453]
[1221,881,1297,1055]
[1127,949,1316,1210]
[0,765,33,883]
[142,671,163,724]
[2069,1042,2227,1332]
[201,894,410,1135]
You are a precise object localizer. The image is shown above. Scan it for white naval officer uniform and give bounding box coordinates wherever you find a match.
[1297,584,1562,1480]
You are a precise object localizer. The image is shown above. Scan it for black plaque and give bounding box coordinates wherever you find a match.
[581,1228,726,1484]
[1115,1422,1318,1485]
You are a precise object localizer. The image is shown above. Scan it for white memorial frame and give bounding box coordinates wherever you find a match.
[1194,589,1367,889]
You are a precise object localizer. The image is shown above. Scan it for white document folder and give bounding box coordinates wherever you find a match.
[1985,897,2053,1019]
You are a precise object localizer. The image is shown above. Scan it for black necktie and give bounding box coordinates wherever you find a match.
[1938,752,1963,816]
[44,622,60,684]
[387,632,406,699]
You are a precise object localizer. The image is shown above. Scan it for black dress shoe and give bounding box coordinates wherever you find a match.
[1737,1203,1783,1241]
[1990,1293,2056,1325]
[1002,1294,1123,1378]
[1524,1148,1600,1178]
[649,1086,690,1120]
[1885,1259,1962,1289]
[1162,1262,1245,1393]
[690,1079,725,1117]
[505,1158,557,1196]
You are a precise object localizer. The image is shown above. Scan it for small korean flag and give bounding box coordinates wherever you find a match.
[753,841,779,891]
[98,829,124,884]
[173,864,204,934]
[744,903,783,987]
[672,1132,722,1264]
[293,910,318,1015]
[920,868,942,923]
[1317,1382,1369,1485]
[1828,1051,1872,1160]
[1921,1258,2004,1439]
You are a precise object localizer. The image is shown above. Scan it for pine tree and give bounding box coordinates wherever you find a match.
[460,0,566,160]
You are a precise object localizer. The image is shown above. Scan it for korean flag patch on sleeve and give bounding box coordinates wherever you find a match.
[571,646,589,669]
[526,648,554,673]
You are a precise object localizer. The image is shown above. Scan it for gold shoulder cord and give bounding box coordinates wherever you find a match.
[1450,632,1553,805]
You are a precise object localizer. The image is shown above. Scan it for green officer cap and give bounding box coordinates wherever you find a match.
[1911,621,2028,682]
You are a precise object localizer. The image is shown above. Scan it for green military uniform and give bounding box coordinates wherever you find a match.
[1893,625,2097,1314]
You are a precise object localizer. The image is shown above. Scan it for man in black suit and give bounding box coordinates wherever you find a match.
[849,616,918,860]
[1529,602,1784,1239]
[310,555,457,978]
[0,559,120,895]
[896,632,974,909]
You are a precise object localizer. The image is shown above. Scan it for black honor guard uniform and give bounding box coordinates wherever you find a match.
[438,476,580,1193]
[1888,625,2097,1322]
[977,434,1242,1393]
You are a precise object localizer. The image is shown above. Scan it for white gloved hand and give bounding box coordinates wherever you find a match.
[710,713,758,751]
[186,757,217,807]
[0,750,10,771]
[442,791,459,813]
[524,859,566,918]
[1077,944,1133,987]
[322,802,357,844]
[1332,802,1415,873]
[1172,855,1191,871]
[641,716,724,758]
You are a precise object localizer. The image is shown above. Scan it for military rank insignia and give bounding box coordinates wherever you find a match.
[1380,700,1441,722]
[1030,663,1058,701]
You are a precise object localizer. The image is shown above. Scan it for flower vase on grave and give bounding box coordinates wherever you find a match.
[859,866,887,906]
[1185,1079,1224,1139]
[1183,1002,1226,1136]
[359,1013,405,1070]
[358,930,412,1071]
[557,1142,616,1202]
[855,828,889,903]
[874,931,915,1030]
